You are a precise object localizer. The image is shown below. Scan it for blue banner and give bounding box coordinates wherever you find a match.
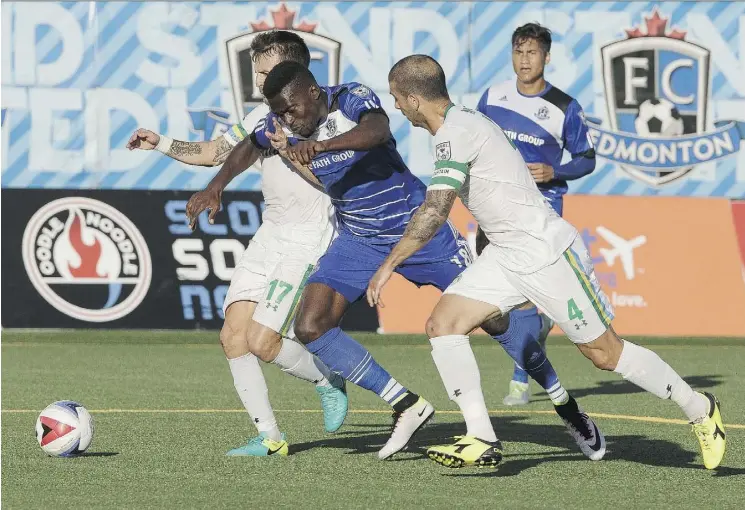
[2,2,744,197]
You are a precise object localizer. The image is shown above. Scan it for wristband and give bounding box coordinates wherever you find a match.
[155,135,174,154]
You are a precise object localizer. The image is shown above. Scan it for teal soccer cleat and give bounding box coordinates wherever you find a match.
[226,432,288,457]
[316,372,348,433]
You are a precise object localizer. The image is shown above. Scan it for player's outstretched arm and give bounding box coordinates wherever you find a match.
[126,128,233,167]
[185,136,261,230]
[367,189,458,307]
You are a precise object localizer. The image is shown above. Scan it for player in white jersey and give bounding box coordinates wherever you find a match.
[368,55,726,470]
[126,31,347,457]
[478,23,597,406]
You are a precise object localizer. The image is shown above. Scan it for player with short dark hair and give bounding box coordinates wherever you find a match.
[477,23,597,406]
[368,54,725,471]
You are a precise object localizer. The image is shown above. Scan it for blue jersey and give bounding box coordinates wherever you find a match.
[251,81,472,304]
[477,79,595,201]
[251,82,427,244]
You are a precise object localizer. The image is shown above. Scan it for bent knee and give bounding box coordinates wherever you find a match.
[579,345,619,371]
[220,324,248,358]
[426,314,466,338]
[294,313,332,344]
[578,330,623,371]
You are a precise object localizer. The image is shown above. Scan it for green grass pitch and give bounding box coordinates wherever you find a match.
[2,331,744,509]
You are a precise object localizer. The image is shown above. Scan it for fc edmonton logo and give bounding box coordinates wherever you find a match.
[22,198,152,322]
[225,3,342,119]
[587,10,745,186]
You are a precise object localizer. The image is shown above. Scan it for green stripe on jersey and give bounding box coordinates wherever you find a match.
[429,176,463,190]
[434,160,468,175]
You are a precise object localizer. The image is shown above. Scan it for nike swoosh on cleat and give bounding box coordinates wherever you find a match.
[588,422,603,451]
[713,424,726,440]
[418,408,427,418]
[266,444,285,455]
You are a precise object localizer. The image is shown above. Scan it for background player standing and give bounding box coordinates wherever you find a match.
[477,23,597,405]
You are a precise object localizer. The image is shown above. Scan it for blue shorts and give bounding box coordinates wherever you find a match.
[307,221,471,303]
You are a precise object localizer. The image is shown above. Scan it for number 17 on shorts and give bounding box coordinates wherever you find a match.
[254,263,315,338]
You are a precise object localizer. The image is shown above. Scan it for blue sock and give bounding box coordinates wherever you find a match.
[493,309,564,400]
[306,328,409,406]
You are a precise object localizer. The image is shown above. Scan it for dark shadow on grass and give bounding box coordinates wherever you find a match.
[531,375,724,403]
[710,466,745,477]
[76,452,119,458]
[291,414,715,475]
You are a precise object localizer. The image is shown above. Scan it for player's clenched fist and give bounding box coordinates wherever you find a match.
[126,128,160,151]
[527,162,555,183]
[186,187,222,231]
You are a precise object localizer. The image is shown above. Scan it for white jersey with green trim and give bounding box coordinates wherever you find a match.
[223,103,334,237]
[430,104,576,274]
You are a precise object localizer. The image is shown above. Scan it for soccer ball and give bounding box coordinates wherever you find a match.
[634,98,685,137]
[36,401,94,457]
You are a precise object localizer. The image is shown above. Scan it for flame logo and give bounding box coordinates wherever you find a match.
[67,213,105,278]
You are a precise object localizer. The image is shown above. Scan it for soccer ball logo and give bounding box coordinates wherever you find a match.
[634,98,685,137]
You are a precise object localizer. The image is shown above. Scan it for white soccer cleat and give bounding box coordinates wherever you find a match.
[378,397,434,460]
[554,395,606,461]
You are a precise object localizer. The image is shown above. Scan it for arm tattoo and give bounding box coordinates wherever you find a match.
[168,140,202,157]
[212,137,233,164]
[404,189,457,242]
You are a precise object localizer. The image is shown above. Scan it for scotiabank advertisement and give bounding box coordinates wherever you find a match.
[378,196,745,337]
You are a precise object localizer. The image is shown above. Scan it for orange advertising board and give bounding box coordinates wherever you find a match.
[378,196,745,337]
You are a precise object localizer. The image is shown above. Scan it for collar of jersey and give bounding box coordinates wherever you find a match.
[514,80,552,98]
[444,102,455,119]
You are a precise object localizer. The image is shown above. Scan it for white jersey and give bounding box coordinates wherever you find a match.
[430,104,576,274]
[223,103,334,242]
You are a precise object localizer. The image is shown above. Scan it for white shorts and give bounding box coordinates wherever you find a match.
[223,223,333,338]
[444,235,615,343]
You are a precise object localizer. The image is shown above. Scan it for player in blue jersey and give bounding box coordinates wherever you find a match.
[214,60,603,462]
[477,23,597,406]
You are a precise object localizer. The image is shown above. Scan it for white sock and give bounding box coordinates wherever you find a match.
[272,338,331,387]
[227,353,281,441]
[614,340,709,422]
[430,335,497,442]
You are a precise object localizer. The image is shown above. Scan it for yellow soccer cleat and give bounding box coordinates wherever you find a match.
[691,392,726,470]
[427,435,503,469]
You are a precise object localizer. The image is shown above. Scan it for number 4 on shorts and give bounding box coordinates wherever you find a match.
[567,298,584,321]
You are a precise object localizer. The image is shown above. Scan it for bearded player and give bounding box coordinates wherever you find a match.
[368,54,725,470]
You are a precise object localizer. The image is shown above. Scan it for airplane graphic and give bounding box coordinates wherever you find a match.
[595,226,647,280]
